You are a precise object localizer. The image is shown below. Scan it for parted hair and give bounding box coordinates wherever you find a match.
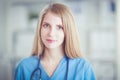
[32,3,82,58]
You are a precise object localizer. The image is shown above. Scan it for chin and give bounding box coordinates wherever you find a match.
[45,44,62,49]
[46,45,57,49]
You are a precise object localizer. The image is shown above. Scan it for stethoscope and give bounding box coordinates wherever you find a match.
[30,55,69,80]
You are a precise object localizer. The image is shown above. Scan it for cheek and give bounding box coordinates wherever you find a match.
[59,32,65,40]
[41,28,45,39]
[41,28,47,36]
[41,27,49,34]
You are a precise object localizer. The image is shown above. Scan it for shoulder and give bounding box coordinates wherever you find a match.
[14,56,39,80]
[68,57,93,72]
[69,57,91,67]
[15,55,38,69]
[68,57,96,79]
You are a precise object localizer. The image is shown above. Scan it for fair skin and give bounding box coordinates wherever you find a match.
[40,11,65,77]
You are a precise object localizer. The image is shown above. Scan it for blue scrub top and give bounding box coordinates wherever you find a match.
[14,55,96,80]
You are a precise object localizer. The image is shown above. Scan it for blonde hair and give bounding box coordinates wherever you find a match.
[32,3,82,58]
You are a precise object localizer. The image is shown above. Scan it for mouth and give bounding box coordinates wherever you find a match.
[46,39,57,43]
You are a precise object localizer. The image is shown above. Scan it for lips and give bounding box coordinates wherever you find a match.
[46,39,56,43]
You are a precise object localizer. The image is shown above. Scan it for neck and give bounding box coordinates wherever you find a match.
[42,47,65,62]
[40,47,65,77]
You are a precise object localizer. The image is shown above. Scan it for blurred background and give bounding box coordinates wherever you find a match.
[0,0,120,80]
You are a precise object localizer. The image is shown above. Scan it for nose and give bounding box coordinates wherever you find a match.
[48,27,56,36]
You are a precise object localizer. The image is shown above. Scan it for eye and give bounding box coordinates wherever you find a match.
[57,25,63,30]
[43,23,49,28]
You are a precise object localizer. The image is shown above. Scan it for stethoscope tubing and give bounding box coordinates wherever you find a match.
[30,55,69,80]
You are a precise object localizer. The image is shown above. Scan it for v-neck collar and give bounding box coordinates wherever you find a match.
[39,56,67,80]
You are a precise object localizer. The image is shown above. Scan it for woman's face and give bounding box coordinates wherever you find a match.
[41,12,64,49]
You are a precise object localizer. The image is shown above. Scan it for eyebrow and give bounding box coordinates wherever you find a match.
[42,22,63,27]
[42,22,49,24]
[57,24,63,27]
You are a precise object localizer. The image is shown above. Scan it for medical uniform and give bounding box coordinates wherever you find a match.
[14,55,96,80]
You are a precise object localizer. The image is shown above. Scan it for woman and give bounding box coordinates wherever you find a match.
[14,3,96,80]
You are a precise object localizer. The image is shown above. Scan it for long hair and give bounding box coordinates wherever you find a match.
[32,3,82,58]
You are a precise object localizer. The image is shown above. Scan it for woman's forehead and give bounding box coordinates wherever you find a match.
[42,12,63,25]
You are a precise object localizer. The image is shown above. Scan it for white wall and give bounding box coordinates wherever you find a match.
[0,0,6,55]
[116,0,120,80]
[6,4,28,57]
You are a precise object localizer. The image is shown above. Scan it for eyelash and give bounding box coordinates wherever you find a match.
[57,25,63,30]
[43,23,49,28]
